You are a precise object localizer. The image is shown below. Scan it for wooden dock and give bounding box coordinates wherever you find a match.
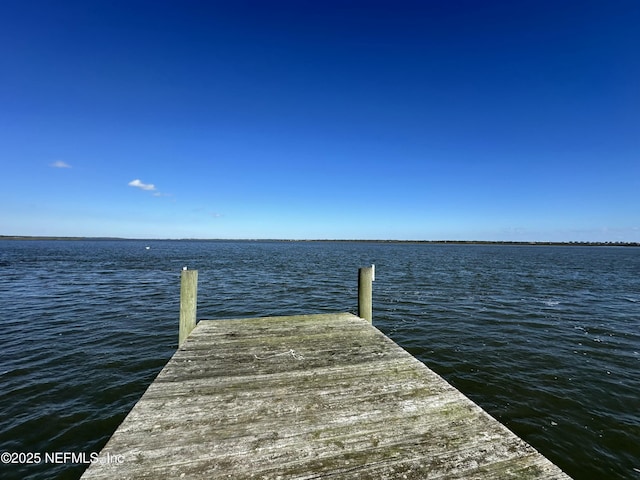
[81,268,570,479]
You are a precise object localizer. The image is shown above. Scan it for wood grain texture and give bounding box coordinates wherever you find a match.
[358,267,373,322]
[81,313,571,479]
[178,269,198,347]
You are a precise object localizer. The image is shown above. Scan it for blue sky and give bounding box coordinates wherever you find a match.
[1,1,638,241]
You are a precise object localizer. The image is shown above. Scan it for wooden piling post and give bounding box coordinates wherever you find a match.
[358,265,374,322]
[179,268,198,347]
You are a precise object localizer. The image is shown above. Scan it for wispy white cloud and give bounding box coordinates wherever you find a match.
[190,208,223,218]
[50,161,71,168]
[128,179,156,191]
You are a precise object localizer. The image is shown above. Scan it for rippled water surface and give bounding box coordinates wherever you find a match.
[0,240,638,479]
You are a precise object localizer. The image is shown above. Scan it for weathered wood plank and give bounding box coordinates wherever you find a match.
[178,269,198,347]
[81,313,571,479]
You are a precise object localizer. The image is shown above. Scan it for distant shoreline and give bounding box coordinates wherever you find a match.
[1,235,638,247]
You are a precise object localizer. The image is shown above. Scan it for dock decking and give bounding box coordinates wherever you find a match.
[81,312,570,479]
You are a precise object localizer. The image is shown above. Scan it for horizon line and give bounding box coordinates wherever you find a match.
[1,235,639,246]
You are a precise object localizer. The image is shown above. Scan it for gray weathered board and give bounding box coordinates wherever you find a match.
[81,313,571,479]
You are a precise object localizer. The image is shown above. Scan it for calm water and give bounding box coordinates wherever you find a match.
[0,240,638,479]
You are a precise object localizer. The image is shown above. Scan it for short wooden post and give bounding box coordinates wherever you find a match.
[179,268,198,347]
[358,265,374,322]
